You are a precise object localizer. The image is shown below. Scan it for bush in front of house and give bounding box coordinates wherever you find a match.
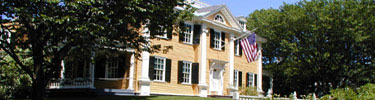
[0,53,32,99]
[239,86,258,96]
[321,83,375,100]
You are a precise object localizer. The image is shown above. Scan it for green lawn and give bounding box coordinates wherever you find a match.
[42,96,232,100]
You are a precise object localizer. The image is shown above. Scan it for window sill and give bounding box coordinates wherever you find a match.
[181,83,192,85]
[181,42,194,45]
[152,80,166,83]
[235,54,241,56]
[156,37,169,40]
[212,48,223,51]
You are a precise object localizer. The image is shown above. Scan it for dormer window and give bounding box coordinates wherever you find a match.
[214,14,225,24]
[239,21,246,29]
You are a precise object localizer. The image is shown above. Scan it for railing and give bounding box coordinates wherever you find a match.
[48,78,93,89]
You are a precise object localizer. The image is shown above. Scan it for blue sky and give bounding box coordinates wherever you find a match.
[199,0,301,17]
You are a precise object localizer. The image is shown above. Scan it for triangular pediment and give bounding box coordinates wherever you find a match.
[200,5,242,30]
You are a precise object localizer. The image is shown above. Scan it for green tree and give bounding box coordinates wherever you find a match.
[247,0,375,96]
[0,0,194,100]
[0,50,32,99]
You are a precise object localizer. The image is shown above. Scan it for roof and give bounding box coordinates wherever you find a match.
[196,5,224,14]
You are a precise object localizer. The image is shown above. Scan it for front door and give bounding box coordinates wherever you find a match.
[210,64,224,95]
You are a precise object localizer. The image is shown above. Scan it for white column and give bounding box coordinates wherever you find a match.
[60,60,65,79]
[229,34,239,99]
[257,50,263,95]
[127,53,135,90]
[267,77,273,97]
[90,50,95,88]
[139,31,151,96]
[199,24,208,97]
[229,34,234,86]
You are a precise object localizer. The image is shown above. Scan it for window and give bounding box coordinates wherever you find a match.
[154,57,166,81]
[0,29,11,44]
[213,30,222,50]
[182,61,192,84]
[239,21,246,29]
[234,40,240,55]
[233,70,238,87]
[183,23,193,44]
[247,73,255,86]
[156,26,168,39]
[106,60,119,78]
[214,14,225,23]
[64,60,90,78]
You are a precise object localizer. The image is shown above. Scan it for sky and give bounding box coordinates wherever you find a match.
[199,0,301,17]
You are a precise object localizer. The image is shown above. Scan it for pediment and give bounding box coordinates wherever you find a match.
[202,6,242,30]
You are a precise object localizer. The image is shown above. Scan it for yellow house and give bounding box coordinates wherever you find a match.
[48,0,267,99]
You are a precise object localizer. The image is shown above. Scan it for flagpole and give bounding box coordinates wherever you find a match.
[233,28,257,41]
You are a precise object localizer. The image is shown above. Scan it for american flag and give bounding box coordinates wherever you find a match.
[240,33,258,63]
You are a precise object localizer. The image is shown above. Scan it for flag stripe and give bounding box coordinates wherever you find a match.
[240,39,251,62]
[240,34,258,63]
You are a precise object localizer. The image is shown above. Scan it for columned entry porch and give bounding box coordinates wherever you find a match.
[48,49,136,92]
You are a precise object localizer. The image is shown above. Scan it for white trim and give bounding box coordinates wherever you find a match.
[214,14,226,24]
[234,40,240,56]
[127,54,135,90]
[153,56,167,82]
[247,72,255,87]
[201,18,242,33]
[212,29,223,50]
[181,61,193,84]
[257,51,263,93]
[233,70,239,87]
[199,24,208,97]
[182,22,194,44]
[229,33,234,87]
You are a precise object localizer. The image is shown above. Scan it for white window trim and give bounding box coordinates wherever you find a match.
[181,61,192,84]
[234,70,239,87]
[239,21,246,29]
[235,40,240,56]
[153,56,166,82]
[247,72,255,86]
[156,26,168,39]
[213,30,223,50]
[214,14,226,24]
[182,22,194,44]
[105,60,119,79]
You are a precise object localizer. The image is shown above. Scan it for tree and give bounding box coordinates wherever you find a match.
[247,0,375,97]
[0,50,32,99]
[0,0,194,100]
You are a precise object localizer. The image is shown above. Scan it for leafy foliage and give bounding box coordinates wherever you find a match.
[0,50,32,99]
[247,0,375,96]
[0,0,194,99]
[239,86,258,96]
[321,83,375,100]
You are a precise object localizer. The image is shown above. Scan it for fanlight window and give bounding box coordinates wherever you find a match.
[214,14,225,23]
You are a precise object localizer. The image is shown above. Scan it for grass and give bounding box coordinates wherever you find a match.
[13,96,232,100]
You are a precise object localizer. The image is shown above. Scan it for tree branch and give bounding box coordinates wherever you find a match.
[0,40,33,76]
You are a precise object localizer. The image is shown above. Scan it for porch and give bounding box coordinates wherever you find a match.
[48,49,136,92]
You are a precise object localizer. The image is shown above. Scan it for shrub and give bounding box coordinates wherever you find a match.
[0,53,32,99]
[321,83,375,100]
[239,86,258,96]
